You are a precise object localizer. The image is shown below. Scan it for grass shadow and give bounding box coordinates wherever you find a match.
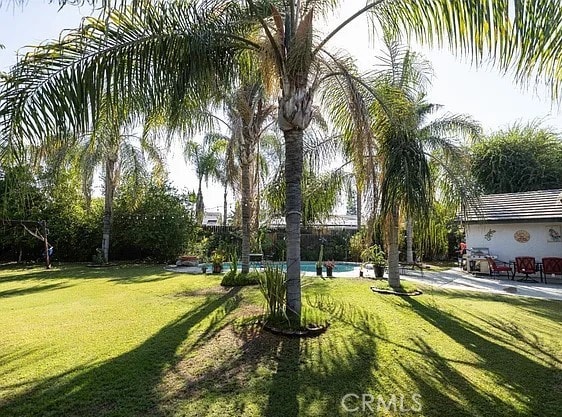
[157,296,383,416]
[264,338,300,417]
[400,296,562,416]
[0,263,180,285]
[0,282,73,298]
[0,287,242,417]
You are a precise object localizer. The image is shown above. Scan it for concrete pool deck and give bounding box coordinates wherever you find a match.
[309,266,562,301]
[386,267,562,301]
[167,263,562,301]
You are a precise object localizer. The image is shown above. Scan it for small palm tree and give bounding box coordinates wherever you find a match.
[84,106,165,262]
[184,136,223,225]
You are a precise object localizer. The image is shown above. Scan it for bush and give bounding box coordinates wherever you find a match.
[258,265,287,321]
[221,270,262,287]
[112,182,198,262]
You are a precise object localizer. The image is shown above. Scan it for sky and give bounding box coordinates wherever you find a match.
[1,1,561,212]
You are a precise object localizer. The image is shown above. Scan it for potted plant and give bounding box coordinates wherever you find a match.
[210,251,225,273]
[361,244,386,279]
[316,243,324,276]
[324,260,335,277]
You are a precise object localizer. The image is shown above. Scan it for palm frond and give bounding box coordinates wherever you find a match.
[377,0,562,100]
[1,0,255,141]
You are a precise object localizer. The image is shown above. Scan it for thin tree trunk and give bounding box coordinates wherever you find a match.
[284,128,303,320]
[240,161,251,274]
[42,221,51,269]
[406,217,414,263]
[356,182,362,229]
[253,141,261,234]
[223,184,228,227]
[387,207,401,288]
[102,157,117,263]
[196,177,204,225]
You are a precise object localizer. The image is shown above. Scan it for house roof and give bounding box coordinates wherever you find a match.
[267,214,358,229]
[462,189,562,223]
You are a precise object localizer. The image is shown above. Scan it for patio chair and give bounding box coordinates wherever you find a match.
[486,256,512,279]
[514,256,538,282]
[541,257,562,284]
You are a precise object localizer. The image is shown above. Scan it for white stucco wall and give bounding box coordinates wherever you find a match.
[466,222,562,262]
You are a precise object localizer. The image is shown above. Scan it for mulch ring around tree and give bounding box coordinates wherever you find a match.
[262,321,329,338]
[370,286,423,296]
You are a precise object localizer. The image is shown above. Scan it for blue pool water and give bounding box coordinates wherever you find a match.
[223,260,360,273]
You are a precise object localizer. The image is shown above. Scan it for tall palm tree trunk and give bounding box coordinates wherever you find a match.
[284,128,303,319]
[223,184,228,227]
[406,217,414,263]
[195,177,204,225]
[240,161,251,273]
[387,207,401,288]
[102,156,117,263]
[253,142,261,235]
[356,183,362,229]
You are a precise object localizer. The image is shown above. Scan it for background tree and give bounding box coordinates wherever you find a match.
[470,122,562,194]
[112,180,198,262]
[326,37,480,287]
[184,136,223,225]
[405,100,481,264]
[223,82,276,273]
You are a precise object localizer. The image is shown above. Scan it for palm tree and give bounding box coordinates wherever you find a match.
[204,133,234,228]
[404,100,482,265]
[325,36,480,287]
[223,83,276,273]
[84,108,165,263]
[373,42,480,287]
[2,1,562,319]
[184,136,223,225]
[29,104,165,263]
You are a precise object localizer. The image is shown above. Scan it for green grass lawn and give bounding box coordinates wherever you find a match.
[0,264,561,417]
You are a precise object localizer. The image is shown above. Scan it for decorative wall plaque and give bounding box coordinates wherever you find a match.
[546,225,562,242]
[513,229,530,243]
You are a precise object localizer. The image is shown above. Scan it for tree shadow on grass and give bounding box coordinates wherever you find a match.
[0,282,73,298]
[0,287,242,417]
[400,296,562,417]
[264,338,300,417]
[435,289,562,323]
[0,264,180,285]
[457,310,562,368]
[260,297,385,417]
[157,296,384,417]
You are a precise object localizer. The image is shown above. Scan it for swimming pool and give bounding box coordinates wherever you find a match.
[223,260,361,274]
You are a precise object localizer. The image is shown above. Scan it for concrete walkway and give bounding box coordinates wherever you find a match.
[399,267,562,301]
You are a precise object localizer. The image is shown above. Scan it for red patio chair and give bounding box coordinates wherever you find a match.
[541,257,562,284]
[486,257,512,279]
[514,256,538,282]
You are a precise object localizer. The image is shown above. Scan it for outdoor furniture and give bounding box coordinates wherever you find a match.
[513,257,538,282]
[399,262,425,277]
[486,256,512,279]
[541,257,562,284]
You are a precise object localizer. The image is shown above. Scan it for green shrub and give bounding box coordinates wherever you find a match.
[258,265,287,322]
[221,270,262,287]
[112,182,198,262]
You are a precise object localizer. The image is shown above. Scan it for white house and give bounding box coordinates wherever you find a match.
[202,211,222,226]
[461,189,562,273]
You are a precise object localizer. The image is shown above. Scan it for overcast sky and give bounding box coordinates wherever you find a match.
[1,1,561,211]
